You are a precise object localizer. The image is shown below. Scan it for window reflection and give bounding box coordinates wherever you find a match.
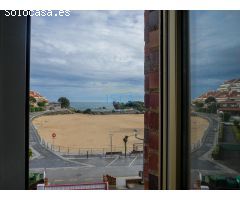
[190,11,240,189]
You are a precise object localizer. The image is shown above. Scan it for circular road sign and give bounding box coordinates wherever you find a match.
[52,133,56,138]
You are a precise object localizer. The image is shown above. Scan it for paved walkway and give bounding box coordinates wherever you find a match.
[29,112,78,168]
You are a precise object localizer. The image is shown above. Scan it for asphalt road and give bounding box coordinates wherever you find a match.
[30,111,238,188]
[191,113,239,188]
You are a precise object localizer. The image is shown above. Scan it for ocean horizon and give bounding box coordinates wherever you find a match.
[70,102,114,111]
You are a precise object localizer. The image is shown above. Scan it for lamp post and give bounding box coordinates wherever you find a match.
[218,111,224,144]
[109,134,113,155]
[123,136,128,158]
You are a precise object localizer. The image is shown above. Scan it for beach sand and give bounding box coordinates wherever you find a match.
[32,113,208,153]
[191,116,209,144]
[33,114,144,153]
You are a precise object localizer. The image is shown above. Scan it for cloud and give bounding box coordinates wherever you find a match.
[190,11,240,98]
[30,11,144,102]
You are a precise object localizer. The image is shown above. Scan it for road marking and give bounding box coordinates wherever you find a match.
[128,155,138,167]
[30,166,92,171]
[105,156,119,167]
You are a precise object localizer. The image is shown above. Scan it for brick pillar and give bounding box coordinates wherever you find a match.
[144,10,160,190]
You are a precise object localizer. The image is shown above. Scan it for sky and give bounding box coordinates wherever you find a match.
[30,11,144,102]
[190,11,240,99]
[31,11,240,102]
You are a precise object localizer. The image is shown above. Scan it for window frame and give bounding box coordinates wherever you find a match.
[0,10,190,190]
[0,11,30,189]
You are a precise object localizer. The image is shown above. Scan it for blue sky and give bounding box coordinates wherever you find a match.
[30,11,144,102]
[190,11,240,99]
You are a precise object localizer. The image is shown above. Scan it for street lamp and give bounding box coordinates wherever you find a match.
[134,129,144,141]
[123,136,128,158]
[109,134,113,155]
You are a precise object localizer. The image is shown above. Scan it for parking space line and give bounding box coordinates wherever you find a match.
[128,155,138,167]
[105,156,119,167]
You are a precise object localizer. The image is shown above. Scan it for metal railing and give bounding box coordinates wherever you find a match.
[37,182,108,190]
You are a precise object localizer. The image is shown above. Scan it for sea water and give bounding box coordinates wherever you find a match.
[70,102,114,111]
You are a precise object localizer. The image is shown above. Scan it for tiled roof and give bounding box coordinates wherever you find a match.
[197,78,240,101]
[29,90,48,102]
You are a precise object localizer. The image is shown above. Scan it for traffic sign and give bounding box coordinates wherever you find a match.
[52,133,56,138]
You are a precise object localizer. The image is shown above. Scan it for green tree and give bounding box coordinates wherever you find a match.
[207,102,218,113]
[205,96,217,104]
[83,108,92,114]
[58,97,70,108]
[195,102,204,108]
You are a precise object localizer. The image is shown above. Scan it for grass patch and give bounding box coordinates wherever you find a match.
[231,125,240,142]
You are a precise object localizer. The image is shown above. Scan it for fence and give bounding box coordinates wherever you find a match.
[191,114,213,152]
[31,116,143,156]
[37,182,108,190]
[40,137,143,156]
[37,131,143,157]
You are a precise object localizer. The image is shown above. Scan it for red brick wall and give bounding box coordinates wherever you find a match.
[144,11,160,190]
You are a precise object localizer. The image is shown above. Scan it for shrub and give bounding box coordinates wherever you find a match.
[83,108,92,114]
[218,123,224,142]
[223,112,231,122]
[37,102,46,107]
[195,102,204,108]
[39,107,44,111]
[29,148,33,158]
[233,120,240,126]
[212,145,221,160]
[35,107,41,112]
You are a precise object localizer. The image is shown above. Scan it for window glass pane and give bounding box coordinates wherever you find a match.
[190,11,240,189]
[29,10,144,190]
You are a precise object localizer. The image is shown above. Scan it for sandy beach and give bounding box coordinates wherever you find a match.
[32,113,208,153]
[33,114,144,153]
[191,116,209,144]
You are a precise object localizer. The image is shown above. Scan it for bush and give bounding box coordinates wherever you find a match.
[35,107,41,112]
[212,145,221,160]
[195,102,204,108]
[196,107,206,113]
[30,107,35,112]
[233,120,240,126]
[37,102,46,107]
[29,148,33,158]
[218,123,224,142]
[39,107,44,111]
[83,108,92,114]
[223,112,231,122]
